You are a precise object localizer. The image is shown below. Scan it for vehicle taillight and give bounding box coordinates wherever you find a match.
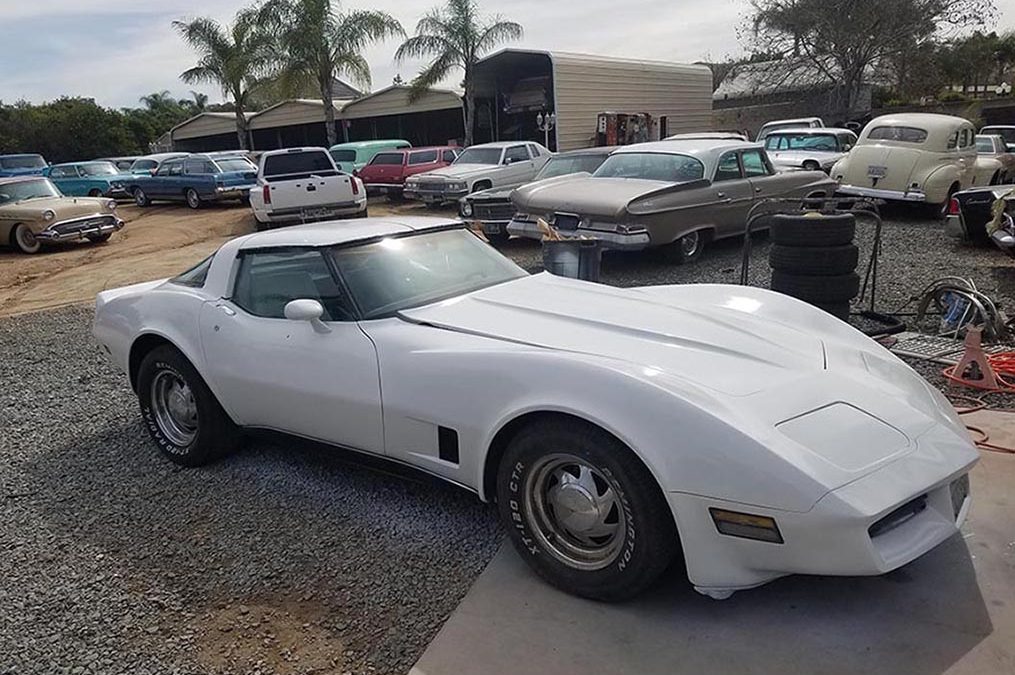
[351,177,360,195]
[948,198,960,216]
[263,184,271,205]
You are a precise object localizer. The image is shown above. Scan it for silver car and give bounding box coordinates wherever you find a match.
[763,128,858,173]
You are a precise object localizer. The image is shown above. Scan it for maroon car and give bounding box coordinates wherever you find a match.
[358,146,461,199]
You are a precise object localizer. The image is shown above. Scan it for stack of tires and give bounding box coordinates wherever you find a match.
[769,213,860,321]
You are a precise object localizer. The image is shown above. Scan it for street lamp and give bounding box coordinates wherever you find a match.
[536,111,556,149]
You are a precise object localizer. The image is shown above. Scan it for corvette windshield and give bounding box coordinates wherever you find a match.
[330,228,526,319]
[0,178,61,204]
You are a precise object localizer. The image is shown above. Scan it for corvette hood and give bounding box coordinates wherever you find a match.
[401,273,825,397]
[513,176,671,218]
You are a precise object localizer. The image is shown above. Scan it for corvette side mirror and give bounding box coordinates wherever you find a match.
[284,299,330,333]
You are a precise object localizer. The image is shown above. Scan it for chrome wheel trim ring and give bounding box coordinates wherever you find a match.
[524,453,626,571]
[681,231,701,257]
[150,370,198,447]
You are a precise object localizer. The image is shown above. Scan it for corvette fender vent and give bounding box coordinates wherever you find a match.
[438,426,459,464]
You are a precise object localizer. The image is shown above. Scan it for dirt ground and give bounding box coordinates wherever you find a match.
[0,199,447,317]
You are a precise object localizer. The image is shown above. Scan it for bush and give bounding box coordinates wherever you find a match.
[939,91,969,102]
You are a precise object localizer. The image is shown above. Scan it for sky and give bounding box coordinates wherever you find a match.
[3,0,1015,109]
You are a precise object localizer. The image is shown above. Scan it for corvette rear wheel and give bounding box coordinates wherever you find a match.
[137,345,239,467]
[497,418,678,601]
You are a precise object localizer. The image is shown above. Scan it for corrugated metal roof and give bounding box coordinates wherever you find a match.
[248,99,352,130]
[341,86,462,120]
[171,112,253,140]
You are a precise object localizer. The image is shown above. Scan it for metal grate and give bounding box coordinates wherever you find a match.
[473,203,515,221]
[888,332,1015,365]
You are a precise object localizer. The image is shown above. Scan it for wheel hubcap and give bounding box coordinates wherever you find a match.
[188,191,198,207]
[16,226,38,251]
[150,370,198,446]
[525,454,626,570]
[135,190,145,205]
[681,231,700,256]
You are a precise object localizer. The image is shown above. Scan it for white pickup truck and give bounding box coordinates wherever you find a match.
[249,147,367,229]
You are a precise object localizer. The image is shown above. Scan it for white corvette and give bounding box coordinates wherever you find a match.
[93,217,978,601]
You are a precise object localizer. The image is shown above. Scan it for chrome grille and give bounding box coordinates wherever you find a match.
[53,216,116,235]
[473,202,515,221]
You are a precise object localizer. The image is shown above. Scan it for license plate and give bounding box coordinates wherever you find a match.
[302,207,334,219]
[554,213,581,231]
[867,165,887,178]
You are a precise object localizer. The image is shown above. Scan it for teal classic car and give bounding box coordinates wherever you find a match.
[45,161,131,198]
[328,139,411,173]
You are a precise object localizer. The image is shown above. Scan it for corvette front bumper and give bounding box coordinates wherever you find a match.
[670,423,977,599]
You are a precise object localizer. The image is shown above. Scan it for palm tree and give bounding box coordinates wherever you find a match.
[396,0,522,147]
[257,0,404,146]
[173,12,273,149]
[188,91,209,113]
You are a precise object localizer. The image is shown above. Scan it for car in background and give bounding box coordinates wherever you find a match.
[508,140,835,262]
[97,156,140,172]
[944,184,1013,243]
[328,140,411,174]
[93,217,978,602]
[127,154,257,209]
[0,176,123,254]
[757,117,824,141]
[763,128,858,173]
[832,113,977,218]
[404,141,552,205]
[459,147,615,244]
[0,154,48,178]
[666,132,749,142]
[979,125,1015,152]
[128,152,190,176]
[357,146,461,199]
[972,134,1015,186]
[45,161,131,198]
[249,147,366,228]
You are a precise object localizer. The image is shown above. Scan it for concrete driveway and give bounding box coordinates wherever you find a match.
[412,414,1015,675]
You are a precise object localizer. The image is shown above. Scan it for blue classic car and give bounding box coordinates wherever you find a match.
[0,154,48,177]
[45,161,131,198]
[125,154,257,209]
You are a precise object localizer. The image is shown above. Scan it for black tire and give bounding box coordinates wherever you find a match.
[472,181,492,193]
[88,188,103,197]
[485,229,510,245]
[771,270,860,302]
[802,160,820,172]
[136,345,239,467]
[769,244,859,276]
[497,418,679,602]
[931,184,959,221]
[185,188,201,210]
[814,301,852,322]
[86,233,112,244]
[133,187,150,207]
[10,223,41,254]
[662,230,706,264]
[770,213,856,247]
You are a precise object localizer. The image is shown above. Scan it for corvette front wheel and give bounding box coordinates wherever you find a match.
[497,418,679,601]
[137,345,239,467]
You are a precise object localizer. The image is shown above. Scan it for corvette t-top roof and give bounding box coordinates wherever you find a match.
[237,216,462,250]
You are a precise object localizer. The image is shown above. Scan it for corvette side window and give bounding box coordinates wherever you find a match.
[232,249,355,321]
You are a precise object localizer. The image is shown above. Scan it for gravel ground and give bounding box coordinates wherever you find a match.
[0,306,502,675]
[2,209,1014,674]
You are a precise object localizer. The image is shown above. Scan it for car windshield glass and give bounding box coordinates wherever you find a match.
[454,148,502,165]
[0,155,46,170]
[0,178,60,204]
[132,160,157,172]
[765,133,839,152]
[593,152,704,182]
[536,155,608,180]
[976,137,996,153]
[265,152,335,176]
[80,162,119,176]
[330,228,526,319]
[330,150,357,162]
[370,153,405,165]
[982,127,1015,143]
[867,126,928,143]
[215,158,254,172]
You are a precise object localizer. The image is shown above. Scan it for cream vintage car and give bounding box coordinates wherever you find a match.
[0,176,124,254]
[832,113,977,217]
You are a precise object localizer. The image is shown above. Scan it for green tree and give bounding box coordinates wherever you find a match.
[396,0,522,147]
[173,11,274,149]
[747,0,997,119]
[256,0,403,146]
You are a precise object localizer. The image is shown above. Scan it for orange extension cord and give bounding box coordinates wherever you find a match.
[948,394,1015,455]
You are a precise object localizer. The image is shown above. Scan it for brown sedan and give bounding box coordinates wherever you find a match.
[508,140,836,262]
